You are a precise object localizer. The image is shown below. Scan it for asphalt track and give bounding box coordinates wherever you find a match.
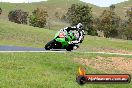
[0,45,132,56]
[0,45,66,52]
[0,45,45,51]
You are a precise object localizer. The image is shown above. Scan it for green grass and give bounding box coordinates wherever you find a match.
[79,36,132,52]
[0,19,55,47]
[0,53,131,88]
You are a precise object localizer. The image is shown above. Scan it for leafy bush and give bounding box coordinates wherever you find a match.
[55,11,60,19]
[8,9,28,24]
[61,14,67,22]
[29,8,48,28]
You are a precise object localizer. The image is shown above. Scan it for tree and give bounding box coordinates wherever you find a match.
[0,8,2,15]
[110,4,115,11]
[126,7,132,23]
[8,9,28,24]
[93,17,100,36]
[97,5,120,38]
[66,4,95,35]
[123,24,132,40]
[29,8,48,28]
[119,7,132,40]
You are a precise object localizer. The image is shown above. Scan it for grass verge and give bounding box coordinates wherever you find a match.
[0,52,131,88]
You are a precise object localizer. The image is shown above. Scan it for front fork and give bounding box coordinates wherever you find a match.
[73,44,79,50]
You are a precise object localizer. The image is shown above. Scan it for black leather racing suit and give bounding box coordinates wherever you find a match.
[62,26,85,44]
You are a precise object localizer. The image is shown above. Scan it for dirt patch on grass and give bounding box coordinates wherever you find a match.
[74,56,132,74]
[93,48,132,54]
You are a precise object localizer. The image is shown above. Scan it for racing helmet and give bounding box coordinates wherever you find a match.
[76,23,83,29]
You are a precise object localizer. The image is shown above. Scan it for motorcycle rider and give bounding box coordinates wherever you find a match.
[60,23,85,49]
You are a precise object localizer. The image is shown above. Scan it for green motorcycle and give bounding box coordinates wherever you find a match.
[45,29,84,51]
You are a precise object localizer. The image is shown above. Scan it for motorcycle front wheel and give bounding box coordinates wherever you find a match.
[66,44,73,51]
[45,39,55,50]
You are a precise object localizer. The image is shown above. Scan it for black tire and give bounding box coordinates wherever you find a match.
[45,39,55,50]
[76,75,86,85]
[66,44,73,51]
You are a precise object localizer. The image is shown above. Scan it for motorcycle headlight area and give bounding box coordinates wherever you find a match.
[59,32,65,38]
